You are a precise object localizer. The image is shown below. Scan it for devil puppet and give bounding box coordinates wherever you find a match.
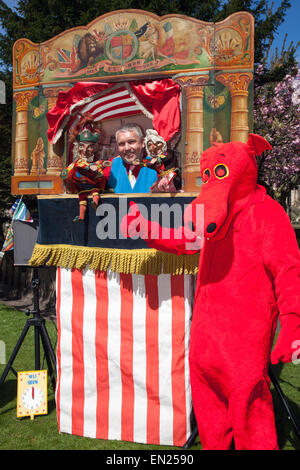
[121,134,300,450]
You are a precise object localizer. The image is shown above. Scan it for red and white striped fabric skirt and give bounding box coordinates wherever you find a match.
[55,267,195,446]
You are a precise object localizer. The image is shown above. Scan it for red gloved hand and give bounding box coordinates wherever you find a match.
[271,314,300,364]
[121,202,202,255]
[120,201,150,239]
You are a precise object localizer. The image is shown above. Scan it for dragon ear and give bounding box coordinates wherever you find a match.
[247,133,272,156]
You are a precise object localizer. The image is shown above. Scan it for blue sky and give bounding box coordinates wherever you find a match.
[2,0,300,63]
[272,0,300,64]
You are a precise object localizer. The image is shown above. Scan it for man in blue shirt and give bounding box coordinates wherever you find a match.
[104,123,158,194]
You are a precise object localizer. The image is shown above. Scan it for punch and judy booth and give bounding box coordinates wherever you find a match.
[11,10,254,446]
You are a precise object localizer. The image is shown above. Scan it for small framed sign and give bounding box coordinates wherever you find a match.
[17,370,48,420]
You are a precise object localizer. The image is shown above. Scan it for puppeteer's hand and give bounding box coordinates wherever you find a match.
[270,314,300,364]
[150,175,179,193]
[120,202,150,239]
[121,201,202,255]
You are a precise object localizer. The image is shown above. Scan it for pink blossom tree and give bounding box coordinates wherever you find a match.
[254,64,300,210]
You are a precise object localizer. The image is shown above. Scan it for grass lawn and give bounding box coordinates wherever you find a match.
[0,303,299,451]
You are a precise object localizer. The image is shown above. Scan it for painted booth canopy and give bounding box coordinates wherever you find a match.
[11,9,254,195]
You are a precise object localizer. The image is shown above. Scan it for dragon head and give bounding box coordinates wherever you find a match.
[185,134,272,241]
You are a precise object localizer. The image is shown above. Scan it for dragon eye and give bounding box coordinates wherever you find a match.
[202,168,211,183]
[214,164,229,179]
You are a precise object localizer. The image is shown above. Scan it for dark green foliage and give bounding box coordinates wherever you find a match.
[0,67,14,243]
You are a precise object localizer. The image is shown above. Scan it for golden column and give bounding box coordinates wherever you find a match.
[43,87,70,174]
[216,72,253,143]
[174,74,210,192]
[13,90,39,175]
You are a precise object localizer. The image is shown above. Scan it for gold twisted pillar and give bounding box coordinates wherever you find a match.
[174,74,210,192]
[13,90,39,175]
[216,72,253,143]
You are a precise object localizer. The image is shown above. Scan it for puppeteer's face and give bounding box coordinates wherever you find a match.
[117,130,144,165]
[78,142,97,162]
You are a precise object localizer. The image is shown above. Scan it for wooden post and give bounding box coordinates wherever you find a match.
[13,90,39,175]
[174,74,210,192]
[216,72,253,143]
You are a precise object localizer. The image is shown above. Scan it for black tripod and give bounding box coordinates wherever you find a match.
[0,267,56,393]
[183,364,300,449]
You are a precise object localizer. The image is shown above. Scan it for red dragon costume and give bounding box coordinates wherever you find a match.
[121,134,300,450]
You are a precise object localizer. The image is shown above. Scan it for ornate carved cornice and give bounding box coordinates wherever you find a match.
[216,72,253,95]
[13,90,39,111]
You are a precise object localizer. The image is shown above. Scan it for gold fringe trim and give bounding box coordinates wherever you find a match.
[29,244,199,275]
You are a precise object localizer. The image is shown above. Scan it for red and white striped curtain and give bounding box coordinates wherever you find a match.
[55,267,195,446]
[47,79,181,147]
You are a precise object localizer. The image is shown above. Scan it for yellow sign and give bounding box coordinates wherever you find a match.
[17,370,48,420]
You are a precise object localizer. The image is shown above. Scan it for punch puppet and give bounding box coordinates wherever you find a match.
[61,125,108,222]
[143,129,181,192]
[121,134,300,450]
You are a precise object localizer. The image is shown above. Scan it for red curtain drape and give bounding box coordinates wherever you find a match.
[129,79,181,142]
[47,82,114,143]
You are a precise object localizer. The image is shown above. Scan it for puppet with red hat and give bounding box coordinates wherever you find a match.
[60,114,109,222]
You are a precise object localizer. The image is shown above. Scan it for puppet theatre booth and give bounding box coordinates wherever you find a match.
[11,10,255,446]
[31,80,198,446]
